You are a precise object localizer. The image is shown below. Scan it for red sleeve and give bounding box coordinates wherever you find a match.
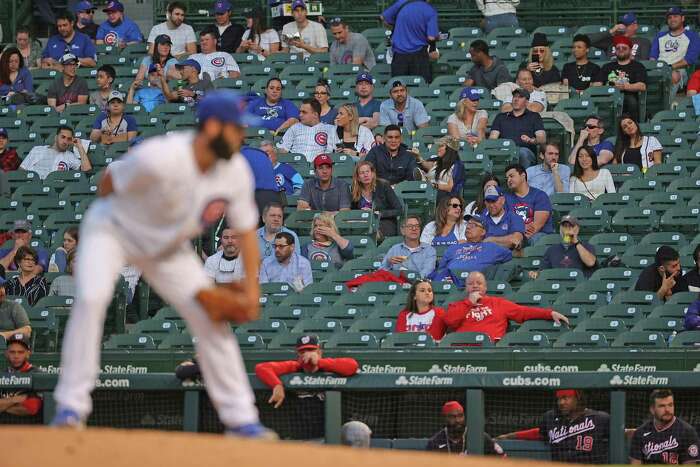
[428,307,447,340]
[514,428,542,440]
[21,396,42,416]
[395,310,408,333]
[444,300,471,329]
[254,360,301,388]
[493,297,553,323]
[317,358,359,376]
[688,70,700,93]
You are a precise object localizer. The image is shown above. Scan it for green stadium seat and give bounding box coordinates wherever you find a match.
[263,306,315,324]
[27,308,58,352]
[660,207,700,235]
[131,319,179,345]
[667,292,698,306]
[103,334,156,350]
[313,306,370,323]
[325,332,380,349]
[667,149,700,171]
[235,319,287,342]
[640,232,687,248]
[348,318,395,337]
[610,207,659,234]
[380,332,435,349]
[340,257,383,273]
[631,317,684,336]
[649,304,689,319]
[497,331,551,348]
[279,64,322,84]
[565,208,610,235]
[235,333,267,349]
[553,331,609,348]
[549,193,589,218]
[612,331,666,348]
[447,26,482,41]
[669,331,700,348]
[277,293,328,316]
[438,331,493,348]
[334,210,377,235]
[394,181,437,218]
[260,282,296,304]
[13,184,58,207]
[592,304,646,326]
[606,164,642,186]
[267,332,303,350]
[667,178,700,199]
[612,290,660,308]
[153,306,185,326]
[517,320,569,338]
[301,281,346,301]
[519,280,577,298]
[589,232,635,257]
[213,77,248,90]
[639,192,685,212]
[574,318,627,337]
[291,318,343,337]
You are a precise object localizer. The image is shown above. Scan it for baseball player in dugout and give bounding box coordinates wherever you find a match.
[497,389,610,464]
[1,333,43,418]
[427,401,505,456]
[255,335,358,439]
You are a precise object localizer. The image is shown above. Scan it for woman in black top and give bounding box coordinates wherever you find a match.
[350,161,403,238]
[522,33,560,87]
[6,246,48,306]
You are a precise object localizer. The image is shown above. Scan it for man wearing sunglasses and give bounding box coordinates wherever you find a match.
[567,116,615,166]
[329,18,376,70]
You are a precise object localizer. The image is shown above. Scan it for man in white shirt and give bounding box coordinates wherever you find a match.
[21,126,92,179]
[190,27,240,80]
[204,228,245,284]
[280,0,328,59]
[278,98,339,162]
[147,1,197,58]
[500,69,547,113]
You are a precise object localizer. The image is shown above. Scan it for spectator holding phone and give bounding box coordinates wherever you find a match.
[522,33,560,88]
[634,246,689,302]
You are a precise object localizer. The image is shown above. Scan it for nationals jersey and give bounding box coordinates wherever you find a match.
[92,131,258,258]
[540,409,610,464]
[278,122,340,162]
[630,417,700,464]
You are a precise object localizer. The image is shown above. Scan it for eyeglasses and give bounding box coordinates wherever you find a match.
[329,17,343,25]
[450,203,462,209]
[404,224,421,229]
[585,124,599,129]
[313,91,329,95]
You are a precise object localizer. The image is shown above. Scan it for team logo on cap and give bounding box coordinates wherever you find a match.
[104,31,119,46]
[200,198,229,227]
[315,132,328,146]
[690,445,699,458]
[211,57,225,67]
[300,336,311,344]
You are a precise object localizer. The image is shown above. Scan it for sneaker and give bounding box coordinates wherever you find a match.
[225,423,278,440]
[51,408,84,428]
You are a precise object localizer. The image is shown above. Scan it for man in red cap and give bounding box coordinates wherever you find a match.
[297,154,351,213]
[593,35,647,121]
[497,389,610,464]
[427,400,505,455]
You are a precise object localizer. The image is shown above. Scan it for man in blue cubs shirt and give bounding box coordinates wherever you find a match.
[481,185,525,250]
[241,146,285,216]
[429,214,512,287]
[260,140,303,195]
[96,1,144,48]
[630,389,700,465]
[41,11,97,70]
[247,78,300,133]
[505,163,553,245]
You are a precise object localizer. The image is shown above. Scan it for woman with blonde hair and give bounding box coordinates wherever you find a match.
[302,212,354,268]
[447,87,488,144]
[420,195,467,247]
[522,33,560,88]
[334,103,375,158]
[350,161,403,237]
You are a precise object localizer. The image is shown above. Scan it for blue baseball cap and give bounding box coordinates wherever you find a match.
[72,1,95,13]
[212,0,231,14]
[464,214,486,228]
[196,90,262,127]
[102,0,124,12]
[148,63,159,74]
[0,128,7,138]
[291,0,307,10]
[484,185,504,202]
[619,12,637,25]
[459,87,481,101]
[666,6,683,16]
[175,58,201,73]
[356,72,373,84]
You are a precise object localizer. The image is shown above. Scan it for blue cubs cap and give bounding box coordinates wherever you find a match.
[459,87,481,101]
[291,0,307,10]
[484,185,504,201]
[175,58,201,73]
[0,128,7,138]
[196,90,262,127]
[213,0,231,14]
[102,0,124,12]
[356,72,373,84]
[619,12,637,25]
[148,63,159,74]
[464,214,486,228]
[73,1,95,13]
[666,6,683,16]
[154,34,172,45]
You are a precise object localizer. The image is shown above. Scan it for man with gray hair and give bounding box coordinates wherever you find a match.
[341,421,372,448]
[261,140,303,195]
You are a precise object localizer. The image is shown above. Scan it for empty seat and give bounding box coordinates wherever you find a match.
[380,332,435,349]
[554,331,609,348]
[497,332,551,348]
[325,332,380,349]
[103,334,156,350]
[612,331,666,348]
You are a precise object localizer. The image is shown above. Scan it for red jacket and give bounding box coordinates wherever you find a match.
[444,296,553,342]
[255,358,359,388]
[396,307,447,340]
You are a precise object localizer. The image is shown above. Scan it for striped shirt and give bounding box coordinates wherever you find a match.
[6,275,48,307]
[20,145,82,180]
[278,122,340,162]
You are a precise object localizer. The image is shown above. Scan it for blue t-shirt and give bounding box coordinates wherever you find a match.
[356,98,381,119]
[482,209,526,239]
[0,68,33,96]
[593,140,614,156]
[42,31,97,61]
[273,162,303,194]
[320,107,338,125]
[382,0,439,54]
[432,228,459,247]
[429,241,512,287]
[241,146,279,191]
[97,16,144,45]
[506,188,554,234]
[247,97,299,131]
[134,87,166,112]
[140,56,179,78]
[0,247,49,272]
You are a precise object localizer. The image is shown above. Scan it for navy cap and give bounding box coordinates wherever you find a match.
[154,34,172,45]
[148,63,159,74]
[459,87,481,101]
[619,12,637,25]
[356,72,373,84]
[6,333,30,349]
[213,0,231,14]
[464,214,486,228]
[102,0,124,12]
[666,6,683,16]
[196,90,262,127]
[175,58,201,73]
[296,334,320,350]
[0,128,7,138]
[291,0,307,10]
[72,1,95,13]
[484,185,504,201]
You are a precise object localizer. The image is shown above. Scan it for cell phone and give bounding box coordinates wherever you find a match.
[532,53,540,63]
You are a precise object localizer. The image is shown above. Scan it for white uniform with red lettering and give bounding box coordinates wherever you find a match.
[53,131,261,428]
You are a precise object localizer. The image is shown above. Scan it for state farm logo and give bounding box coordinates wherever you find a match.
[428,364,487,374]
[394,375,454,386]
[288,375,347,385]
[104,32,118,46]
[314,132,328,146]
[211,57,225,67]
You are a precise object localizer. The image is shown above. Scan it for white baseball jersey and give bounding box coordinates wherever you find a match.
[97,131,258,258]
[278,122,340,162]
[190,52,240,81]
[20,145,82,180]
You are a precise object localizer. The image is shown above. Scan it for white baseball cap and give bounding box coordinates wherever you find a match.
[60,53,79,65]
[107,90,125,102]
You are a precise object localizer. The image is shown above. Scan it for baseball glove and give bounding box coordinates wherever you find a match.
[196,283,258,323]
